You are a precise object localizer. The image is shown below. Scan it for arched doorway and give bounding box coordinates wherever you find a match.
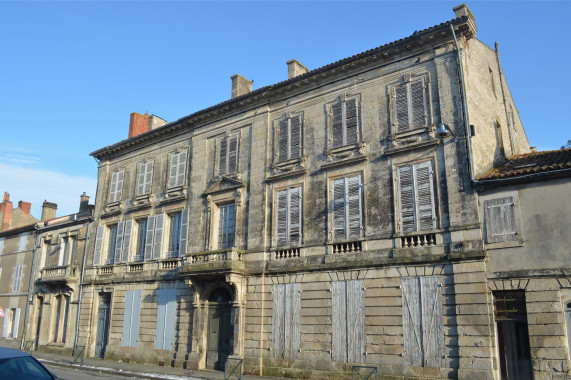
[206,287,233,370]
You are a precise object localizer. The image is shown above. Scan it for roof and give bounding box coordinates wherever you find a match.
[91,15,474,159]
[478,149,571,180]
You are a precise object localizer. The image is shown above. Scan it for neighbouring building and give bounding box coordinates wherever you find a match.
[76,5,570,380]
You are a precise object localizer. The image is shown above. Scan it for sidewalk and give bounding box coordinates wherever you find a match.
[32,350,287,380]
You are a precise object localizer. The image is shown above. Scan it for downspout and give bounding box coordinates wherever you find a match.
[494,42,517,156]
[73,220,91,351]
[21,228,41,350]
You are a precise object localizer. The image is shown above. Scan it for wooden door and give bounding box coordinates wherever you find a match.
[94,294,111,358]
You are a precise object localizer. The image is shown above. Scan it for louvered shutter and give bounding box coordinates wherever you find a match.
[109,172,118,202]
[420,276,444,367]
[152,214,164,260]
[137,162,146,195]
[115,170,124,202]
[144,161,153,194]
[333,179,346,240]
[411,79,426,128]
[331,102,343,148]
[347,176,362,239]
[93,226,105,266]
[144,216,155,261]
[414,161,436,231]
[289,187,301,246]
[12,265,22,292]
[219,137,228,175]
[176,152,186,187]
[395,85,410,132]
[228,136,238,174]
[345,98,358,146]
[484,197,517,243]
[397,166,416,233]
[121,220,132,263]
[114,222,124,264]
[290,116,301,159]
[169,153,179,188]
[276,190,288,247]
[179,209,188,257]
[12,308,20,338]
[402,277,422,366]
[278,119,289,162]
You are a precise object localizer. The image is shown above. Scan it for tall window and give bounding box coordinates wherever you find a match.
[137,160,154,195]
[105,224,118,265]
[394,78,427,132]
[68,236,77,264]
[331,175,363,241]
[52,294,70,343]
[278,115,301,162]
[108,170,125,203]
[397,161,436,233]
[331,98,359,148]
[168,152,186,189]
[275,187,302,247]
[167,211,188,258]
[134,219,147,261]
[58,238,67,266]
[218,204,235,249]
[218,135,239,176]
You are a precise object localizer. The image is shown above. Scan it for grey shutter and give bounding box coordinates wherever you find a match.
[332,281,346,361]
[144,216,155,261]
[109,172,117,202]
[398,166,416,233]
[228,136,238,174]
[289,187,301,246]
[12,308,20,338]
[395,85,410,132]
[414,161,436,231]
[484,197,517,243]
[219,138,228,175]
[155,290,166,350]
[155,289,176,350]
[121,220,132,263]
[12,265,22,292]
[176,152,186,188]
[402,277,422,366]
[420,276,444,367]
[332,102,343,148]
[2,311,8,337]
[164,290,176,350]
[179,209,188,257]
[93,226,105,266]
[333,178,346,240]
[278,119,289,162]
[347,176,362,239]
[290,115,301,159]
[345,98,358,146]
[169,153,179,188]
[115,170,124,202]
[276,190,288,247]
[284,283,301,358]
[272,284,285,356]
[144,161,153,194]
[411,79,426,128]
[347,280,365,363]
[114,222,124,264]
[137,162,146,195]
[123,290,141,347]
[19,233,27,251]
[122,290,133,346]
[152,214,164,260]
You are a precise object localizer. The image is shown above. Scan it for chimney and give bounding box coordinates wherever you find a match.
[0,192,12,231]
[79,192,90,213]
[18,201,31,215]
[287,59,309,80]
[453,4,476,31]
[231,74,253,99]
[128,112,150,138]
[41,200,57,221]
[148,115,167,131]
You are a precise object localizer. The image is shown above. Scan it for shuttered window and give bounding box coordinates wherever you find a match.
[218,204,235,249]
[168,152,187,189]
[137,160,154,195]
[111,221,133,264]
[167,210,188,257]
[92,225,105,266]
[397,161,436,233]
[394,78,427,132]
[2,308,20,339]
[332,279,365,363]
[484,197,518,243]
[155,288,177,351]
[219,135,239,176]
[278,115,302,162]
[401,276,444,368]
[331,98,359,148]
[275,187,302,247]
[143,214,165,260]
[105,224,118,265]
[12,264,23,293]
[272,283,301,358]
[332,175,363,241]
[122,290,141,347]
[134,219,147,262]
[108,170,125,203]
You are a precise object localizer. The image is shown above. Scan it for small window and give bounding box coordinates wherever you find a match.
[331,175,363,241]
[275,187,302,247]
[108,170,125,203]
[168,152,186,189]
[218,203,235,249]
[218,135,239,176]
[394,78,427,132]
[396,161,436,233]
[484,197,519,243]
[331,98,359,148]
[277,115,302,162]
[137,160,154,195]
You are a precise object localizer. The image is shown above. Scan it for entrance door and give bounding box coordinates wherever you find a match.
[94,293,111,358]
[206,288,233,370]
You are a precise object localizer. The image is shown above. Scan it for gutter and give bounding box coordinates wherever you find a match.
[21,230,41,350]
[73,220,91,352]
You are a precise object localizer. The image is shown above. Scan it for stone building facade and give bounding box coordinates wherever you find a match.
[76,5,569,379]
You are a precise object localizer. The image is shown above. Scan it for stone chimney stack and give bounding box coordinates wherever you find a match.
[287,59,309,79]
[79,192,90,213]
[148,115,167,131]
[18,201,31,215]
[0,192,12,231]
[41,201,57,221]
[231,74,253,99]
[453,4,476,31]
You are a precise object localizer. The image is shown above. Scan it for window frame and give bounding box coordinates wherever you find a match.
[329,96,360,150]
[390,74,431,135]
[217,203,236,250]
[217,132,240,177]
[274,186,303,248]
[108,170,125,204]
[329,173,364,242]
[276,114,303,163]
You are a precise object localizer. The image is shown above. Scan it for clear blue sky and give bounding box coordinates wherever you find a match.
[1,1,569,218]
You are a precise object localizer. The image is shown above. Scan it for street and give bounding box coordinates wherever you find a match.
[46,365,142,380]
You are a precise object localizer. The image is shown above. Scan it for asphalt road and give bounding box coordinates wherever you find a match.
[46,365,141,380]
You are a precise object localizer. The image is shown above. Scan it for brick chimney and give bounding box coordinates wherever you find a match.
[287,59,309,80]
[0,192,12,231]
[128,112,149,138]
[231,74,253,99]
[41,200,57,221]
[18,201,31,215]
[79,192,90,213]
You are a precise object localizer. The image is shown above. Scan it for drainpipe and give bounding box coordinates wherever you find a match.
[495,42,517,156]
[21,229,41,350]
[73,218,91,352]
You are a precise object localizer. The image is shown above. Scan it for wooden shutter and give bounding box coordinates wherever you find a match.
[395,85,410,132]
[93,226,105,266]
[176,152,186,188]
[2,310,8,337]
[152,214,164,260]
[332,179,346,240]
[332,280,365,363]
[414,161,436,231]
[12,308,20,338]
[397,166,416,233]
[19,233,27,251]
[290,115,301,159]
[411,79,426,128]
[272,284,285,356]
[331,102,343,148]
[169,153,179,188]
[401,277,422,366]
[347,175,362,239]
[114,222,125,264]
[122,290,141,347]
[121,220,132,263]
[276,190,288,247]
[109,172,118,202]
[115,170,124,202]
[284,283,301,358]
[484,197,517,243]
[345,98,358,146]
[420,276,444,367]
[12,265,22,292]
[219,137,228,175]
[144,216,155,261]
[155,289,176,350]
[278,119,289,162]
[144,161,154,194]
[178,209,188,257]
[228,136,238,174]
[289,187,301,246]
[137,162,146,195]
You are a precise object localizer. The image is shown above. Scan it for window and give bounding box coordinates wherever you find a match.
[168,152,186,189]
[394,78,427,132]
[18,233,27,252]
[122,290,141,347]
[134,219,147,261]
[272,283,301,358]
[484,197,519,243]
[108,170,125,203]
[137,160,154,195]
[275,187,302,247]
[12,264,23,293]
[332,279,364,363]
[331,175,363,241]
[331,97,359,148]
[167,210,188,258]
[93,222,132,266]
[397,161,436,233]
[58,238,66,266]
[401,276,444,367]
[143,214,164,260]
[52,295,70,343]
[218,203,235,249]
[278,115,302,162]
[68,236,77,264]
[105,224,118,265]
[1,308,20,339]
[218,135,239,176]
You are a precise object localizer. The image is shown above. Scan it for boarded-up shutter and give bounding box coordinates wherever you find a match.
[395,85,410,132]
[114,222,125,264]
[332,280,364,363]
[276,190,288,247]
[347,175,362,239]
[289,187,301,246]
[176,152,186,188]
[152,214,164,260]
[121,220,132,263]
[219,137,228,175]
[179,209,188,257]
[122,290,141,347]
[411,79,426,128]
[398,166,416,233]
[144,216,155,261]
[272,284,285,355]
[278,119,289,162]
[122,290,133,346]
[12,308,20,338]
[93,226,105,266]
[333,179,346,240]
[290,115,301,159]
[272,283,300,358]
[332,102,343,148]
[155,289,177,350]
[420,276,444,367]
[345,98,358,146]
[228,136,238,174]
[484,197,517,243]
[414,161,435,231]
[402,277,422,366]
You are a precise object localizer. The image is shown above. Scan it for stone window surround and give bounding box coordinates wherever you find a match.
[325,93,362,154]
[206,189,243,251]
[388,72,434,137]
[272,182,304,249]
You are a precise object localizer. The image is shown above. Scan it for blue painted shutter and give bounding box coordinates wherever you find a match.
[93,226,105,266]
[144,216,155,261]
[155,289,176,350]
[122,290,141,347]
[122,291,133,346]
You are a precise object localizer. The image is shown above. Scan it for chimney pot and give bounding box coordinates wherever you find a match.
[0,192,12,231]
[231,74,253,99]
[287,59,309,79]
[41,201,58,221]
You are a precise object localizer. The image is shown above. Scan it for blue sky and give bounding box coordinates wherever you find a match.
[1,1,569,218]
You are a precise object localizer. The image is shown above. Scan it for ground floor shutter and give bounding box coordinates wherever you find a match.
[12,308,20,338]
[155,289,177,350]
[122,290,141,347]
[272,283,301,358]
[332,279,365,363]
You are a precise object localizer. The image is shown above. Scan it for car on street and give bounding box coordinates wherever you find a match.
[0,347,57,379]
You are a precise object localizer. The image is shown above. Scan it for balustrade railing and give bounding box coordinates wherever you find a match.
[273,247,300,260]
[190,250,243,264]
[400,233,437,248]
[129,263,143,272]
[331,241,362,254]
